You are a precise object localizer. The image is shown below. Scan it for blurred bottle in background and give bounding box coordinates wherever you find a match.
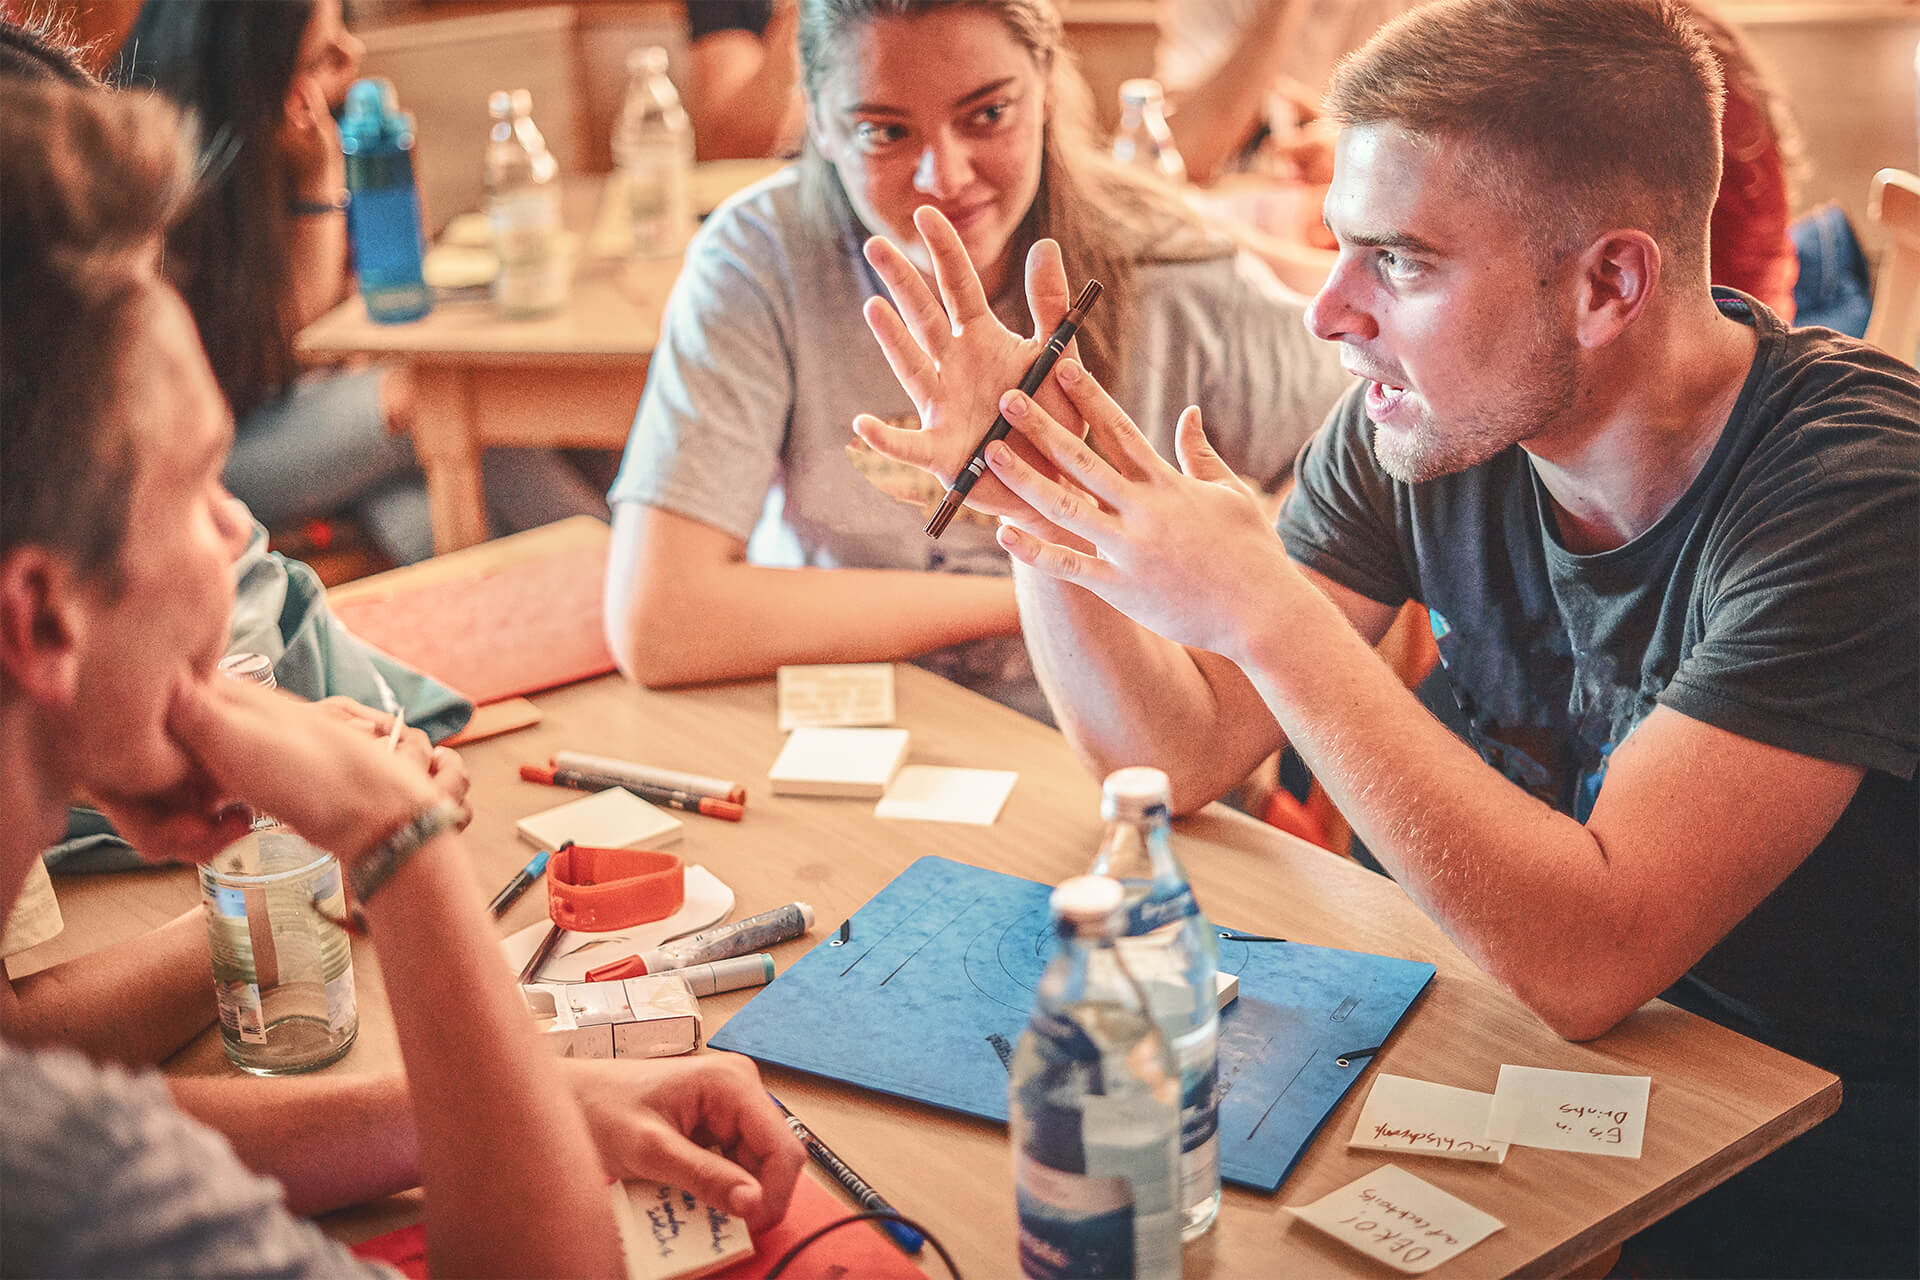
[340,77,432,323]
[613,46,695,260]
[1011,875,1182,1280]
[485,88,569,318]
[1112,78,1187,186]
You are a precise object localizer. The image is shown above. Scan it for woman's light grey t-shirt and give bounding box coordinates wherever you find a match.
[610,167,1352,718]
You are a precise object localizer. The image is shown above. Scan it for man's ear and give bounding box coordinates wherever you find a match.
[1571,229,1659,350]
[0,547,87,709]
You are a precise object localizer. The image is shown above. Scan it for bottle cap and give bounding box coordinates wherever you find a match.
[341,77,399,150]
[1118,77,1167,105]
[627,45,670,77]
[488,89,511,119]
[1101,766,1172,820]
[1050,875,1125,934]
[217,652,276,689]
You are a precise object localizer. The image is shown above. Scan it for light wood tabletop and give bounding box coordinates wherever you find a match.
[22,646,1839,1276]
[295,161,784,554]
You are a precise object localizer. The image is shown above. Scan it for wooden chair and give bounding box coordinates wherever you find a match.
[1864,168,1920,363]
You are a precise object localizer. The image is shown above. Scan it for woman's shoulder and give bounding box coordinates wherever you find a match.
[1130,247,1308,325]
[684,165,857,296]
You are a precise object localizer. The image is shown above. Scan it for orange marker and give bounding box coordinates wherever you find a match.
[519,763,745,821]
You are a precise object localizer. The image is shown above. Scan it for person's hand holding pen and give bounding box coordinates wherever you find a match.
[562,1054,806,1235]
[316,695,471,829]
[856,205,1092,526]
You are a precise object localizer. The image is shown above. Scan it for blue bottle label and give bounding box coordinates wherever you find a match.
[1125,885,1197,935]
[1016,1160,1137,1280]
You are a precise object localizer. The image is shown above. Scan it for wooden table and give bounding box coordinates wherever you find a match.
[295,161,783,555]
[19,664,1839,1277]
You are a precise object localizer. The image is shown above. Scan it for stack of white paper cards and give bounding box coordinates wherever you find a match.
[768,727,911,797]
[516,787,683,850]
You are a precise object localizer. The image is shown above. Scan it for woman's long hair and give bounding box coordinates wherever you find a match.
[115,0,315,422]
[796,0,1229,394]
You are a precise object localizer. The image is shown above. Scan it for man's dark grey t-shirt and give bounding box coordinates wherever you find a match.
[1276,293,1919,1081]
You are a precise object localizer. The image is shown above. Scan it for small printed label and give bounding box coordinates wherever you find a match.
[1126,887,1198,936]
[219,981,268,1045]
[325,969,358,1035]
[213,885,248,920]
[1016,1156,1136,1280]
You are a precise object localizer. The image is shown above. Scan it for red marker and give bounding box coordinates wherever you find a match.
[520,763,745,821]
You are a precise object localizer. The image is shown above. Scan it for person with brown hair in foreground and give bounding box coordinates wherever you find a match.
[852,1,1918,1274]
[0,75,800,1275]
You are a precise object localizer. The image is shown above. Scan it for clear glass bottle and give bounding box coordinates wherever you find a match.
[204,655,358,1074]
[339,77,432,323]
[611,46,694,260]
[1090,766,1222,1239]
[484,88,569,318]
[1111,78,1187,185]
[1011,875,1182,1280]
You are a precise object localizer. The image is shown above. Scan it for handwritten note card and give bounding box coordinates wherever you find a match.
[610,1179,754,1280]
[1290,1163,1504,1274]
[777,663,895,730]
[1349,1074,1510,1164]
[1484,1064,1650,1158]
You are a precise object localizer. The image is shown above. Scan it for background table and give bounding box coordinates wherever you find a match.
[296,162,782,555]
[19,657,1839,1278]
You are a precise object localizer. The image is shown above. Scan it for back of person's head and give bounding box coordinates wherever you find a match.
[1326,0,1725,281]
[0,15,98,86]
[113,0,317,421]
[792,0,1224,389]
[0,77,197,585]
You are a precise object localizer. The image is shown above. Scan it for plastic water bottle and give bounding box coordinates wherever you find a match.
[611,46,694,259]
[484,88,569,318]
[339,78,431,323]
[1111,79,1186,185]
[1091,766,1222,1239]
[1011,875,1182,1280]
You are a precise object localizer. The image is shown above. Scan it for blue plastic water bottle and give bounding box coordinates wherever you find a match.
[340,78,431,323]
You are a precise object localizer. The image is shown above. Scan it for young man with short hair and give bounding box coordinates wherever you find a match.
[852,1,1918,1272]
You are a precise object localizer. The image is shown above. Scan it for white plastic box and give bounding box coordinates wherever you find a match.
[521,972,702,1059]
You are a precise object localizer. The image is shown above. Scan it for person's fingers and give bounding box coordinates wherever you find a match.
[996,521,1117,592]
[630,1121,769,1230]
[983,436,1119,545]
[1171,405,1242,487]
[1023,237,1073,337]
[863,235,950,359]
[995,388,1130,510]
[861,295,937,405]
[851,412,946,478]
[914,205,994,329]
[1054,358,1167,481]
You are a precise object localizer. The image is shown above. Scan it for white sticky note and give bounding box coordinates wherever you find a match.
[1484,1064,1650,1158]
[777,662,896,729]
[769,727,911,798]
[1349,1074,1510,1164]
[516,787,682,851]
[1290,1163,1504,1274]
[610,1177,754,1279]
[874,765,1018,824]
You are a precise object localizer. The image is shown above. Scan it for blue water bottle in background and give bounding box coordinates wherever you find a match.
[340,78,431,323]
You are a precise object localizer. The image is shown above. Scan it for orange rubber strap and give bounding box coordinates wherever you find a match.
[545,845,684,931]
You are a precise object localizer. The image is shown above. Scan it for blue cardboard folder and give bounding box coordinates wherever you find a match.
[711,856,1436,1192]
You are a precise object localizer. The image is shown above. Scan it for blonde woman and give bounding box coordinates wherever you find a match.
[606,0,1350,721]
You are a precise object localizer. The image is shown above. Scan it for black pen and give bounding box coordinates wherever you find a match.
[925,278,1104,539]
[769,1094,924,1255]
[487,847,552,919]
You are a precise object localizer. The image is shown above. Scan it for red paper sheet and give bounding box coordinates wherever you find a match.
[331,542,615,704]
[348,1172,928,1279]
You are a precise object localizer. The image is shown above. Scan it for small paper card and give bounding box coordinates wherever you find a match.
[777,663,896,730]
[1349,1074,1509,1164]
[1289,1163,1504,1274]
[1484,1064,1650,1158]
[874,765,1018,825]
[611,1178,753,1280]
[516,787,683,852]
[768,727,911,798]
